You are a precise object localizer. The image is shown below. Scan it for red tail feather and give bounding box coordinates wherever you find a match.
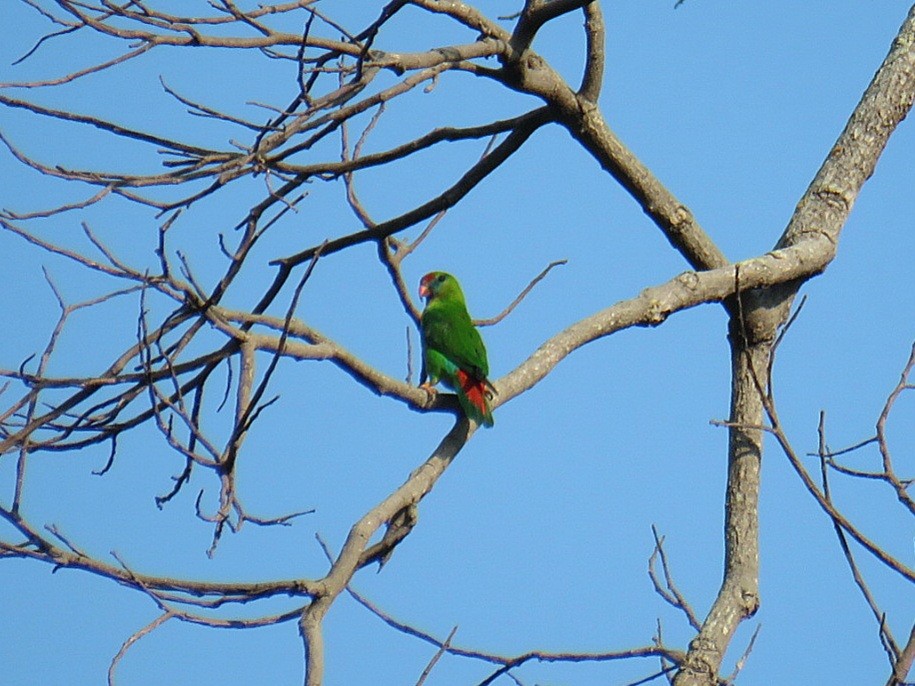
[456,369,493,426]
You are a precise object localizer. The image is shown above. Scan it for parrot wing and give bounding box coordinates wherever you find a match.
[421,304,489,381]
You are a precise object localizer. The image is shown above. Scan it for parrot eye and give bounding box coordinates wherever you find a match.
[437,274,446,283]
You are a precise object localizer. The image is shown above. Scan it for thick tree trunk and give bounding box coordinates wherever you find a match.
[673,326,768,686]
[675,7,915,683]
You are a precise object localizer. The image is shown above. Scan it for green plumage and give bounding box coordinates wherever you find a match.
[419,272,494,427]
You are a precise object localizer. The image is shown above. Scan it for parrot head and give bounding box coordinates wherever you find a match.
[419,271,463,302]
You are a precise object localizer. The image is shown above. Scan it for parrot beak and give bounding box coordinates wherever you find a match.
[419,283,430,299]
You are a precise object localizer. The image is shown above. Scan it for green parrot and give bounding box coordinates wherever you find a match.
[418,271,495,427]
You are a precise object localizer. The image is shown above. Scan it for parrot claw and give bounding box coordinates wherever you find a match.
[419,382,438,407]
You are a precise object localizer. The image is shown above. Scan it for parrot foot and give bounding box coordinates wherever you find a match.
[419,382,438,407]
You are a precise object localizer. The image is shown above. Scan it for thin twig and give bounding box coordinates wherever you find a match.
[108,611,175,686]
[415,625,458,686]
[648,525,701,631]
[476,260,567,326]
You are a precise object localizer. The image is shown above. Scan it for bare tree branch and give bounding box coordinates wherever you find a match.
[2,3,914,685]
[649,526,702,632]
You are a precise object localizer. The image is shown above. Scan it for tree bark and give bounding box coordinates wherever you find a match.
[676,7,915,683]
[673,329,766,685]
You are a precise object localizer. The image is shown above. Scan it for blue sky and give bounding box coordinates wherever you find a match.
[1,1,914,685]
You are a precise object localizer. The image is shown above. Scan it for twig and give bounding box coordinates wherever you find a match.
[108,612,176,686]
[887,624,915,686]
[622,665,679,686]
[648,525,701,631]
[723,623,761,683]
[818,413,900,666]
[415,625,458,686]
[476,260,567,326]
